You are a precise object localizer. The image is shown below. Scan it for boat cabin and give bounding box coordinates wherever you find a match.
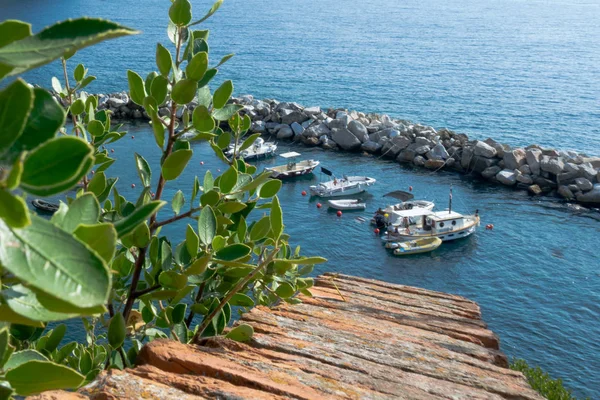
[422,211,467,233]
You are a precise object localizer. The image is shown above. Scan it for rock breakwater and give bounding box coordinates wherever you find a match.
[54,90,600,205]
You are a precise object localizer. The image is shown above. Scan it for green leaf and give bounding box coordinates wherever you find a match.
[275,282,295,299]
[73,63,85,82]
[0,189,30,228]
[79,75,96,89]
[4,350,48,371]
[130,222,151,248]
[212,104,243,121]
[192,105,215,132]
[5,360,85,395]
[150,75,169,105]
[185,254,210,276]
[197,86,211,107]
[270,195,283,241]
[185,224,199,257]
[239,133,261,152]
[151,113,165,149]
[197,205,216,246]
[259,179,282,198]
[217,201,246,214]
[197,68,217,88]
[0,79,33,154]
[70,98,85,115]
[108,313,126,348]
[171,79,197,104]
[186,51,208,81]
[127,70,146,105]
[225,324,253,342]
[295,256,328,265]
[58,192,100,233]
[171,304,187,325]
[169,0,192,26]
[230,293,254,307]
[114,200,165,237]
[1,286,77,323]
[145,71,157,93]
[189,0,224,27]
[20,136,93,196]
[219,166,238,194]
[87,120,104,137]
[215,244,252,261]
[172,190,185,215]
[0,328,14,369]
[0,20,32,49]
[12,87,65,153]
[0,216,110,308]
[162,149,192,181]
[216,53,234,68]
[0,18,138,77]
[158,271,187,290]
[203,170,214,191]
[250,216,271,241]
[87,170,107,198]
[156,43,172,77]
[200,190,219,207]
[44,324,67,353]
[212,80,233,109]
[134,153,152,187]
[216,131,231,149]
[51,76,62,93]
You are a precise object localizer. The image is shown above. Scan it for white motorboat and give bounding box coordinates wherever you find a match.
[371,191,434,227]
[265,152,320,179]
[327,199,366,211]
[309,168,376,198]
[226,138,277,160]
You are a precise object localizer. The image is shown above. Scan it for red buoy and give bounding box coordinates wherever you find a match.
[374,228,380,234]
[200,161,204,165]
[131,135,135,139]
[110,149,114,153]
[336,210,342,217]
[486,224,494,230]
[316,203,322,209]
[409,186,413,192]
[131,183,135,188]
[301,190,307,196]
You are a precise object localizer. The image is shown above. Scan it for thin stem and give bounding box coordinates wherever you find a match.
[132,284,161,299]
[184,282,206,328]
[118,346,129,368]
[151,207,201,229]
[122,247,146,322]
[192,247,278,342]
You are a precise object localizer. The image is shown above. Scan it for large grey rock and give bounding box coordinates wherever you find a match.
[361,140,382,153]
[576,184,600,204]
[290,122,304,136]
[472,156,498,174]
[557,170,580,184]
[397,148,417,163]
[281,109,308,125]
[348,120,368,143]
[575,177,593,192]
[328,118,346,130]
[304,106,321,115]
[108,97,127,108]
[581,157,600,168]
[481,166,501,179]
[369,128,399,142]
[414,145,431,155]
[413,155,426,166]
[426,143,450,160]
[415,137,432,147]
[331,128,361,151]
[473,141,497,158]
[528,184,543,195]
[381,136,412,158]
[563,163,579,174]
[461,147,474,169]
[540,156,564,175]
[558,185,575,200]
[503,149,526,170]
[496,169,517,186]
[424,159,445,170]
[578,163,597,181]
[519,164,532,175]
[276,125,294,139]
[525,149,542,175]
[320,135,337,150]
[485,138,510,158]
[303,122,330,138]
[534,176,557,189]
[251,121,266,133]
[516,174,534,184]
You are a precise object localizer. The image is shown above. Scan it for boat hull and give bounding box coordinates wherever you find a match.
[267,160,319,179]
[309,176,376,198]
[327,200,366,211]
[392,223,478,242]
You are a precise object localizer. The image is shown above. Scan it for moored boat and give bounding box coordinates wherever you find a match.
[371,190,435,227]
[309,167,376,198]
[31,199,59,214]
[226,138,277,160]
[389,210,480,242]
[387,237,442,255]
[265,152,320,179]
[327,199,366,211]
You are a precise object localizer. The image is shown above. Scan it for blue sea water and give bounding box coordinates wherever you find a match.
[3,0,600,397]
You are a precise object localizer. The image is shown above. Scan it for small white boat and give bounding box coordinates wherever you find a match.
[31,199,59,213]
[372,191,434,227]
[390,210,480,242]
[310,168,376,198]
[226,138,277,160]
[327,199,366,211]
[265,152,320,179]
[386,237,443,256]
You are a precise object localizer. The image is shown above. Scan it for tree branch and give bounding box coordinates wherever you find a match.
[132,284,161,299]
[151,207,201,230]
[121,247,146,322]
[185,282,206,328]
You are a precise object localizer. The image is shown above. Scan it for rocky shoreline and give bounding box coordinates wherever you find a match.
[56,90,600,206]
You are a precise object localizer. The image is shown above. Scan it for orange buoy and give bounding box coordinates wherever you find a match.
[336,211,342,217]
[131,183,135,188]
[316,203,322,209]
[409,186,413,191]
[301,190,307,196]
[374,228,380,234]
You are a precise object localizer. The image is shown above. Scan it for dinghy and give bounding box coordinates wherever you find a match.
[386,237,442,255]
[327,199,366,211]
[265,152,320,179]
[309,167,376,198]
[31,199,59,213]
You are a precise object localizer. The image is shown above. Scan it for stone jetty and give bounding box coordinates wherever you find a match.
[53,90,600,205]
[30,273,542,399]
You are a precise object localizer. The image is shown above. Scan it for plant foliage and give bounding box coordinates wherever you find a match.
[0,2,324,397]
[510,359,590,400]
